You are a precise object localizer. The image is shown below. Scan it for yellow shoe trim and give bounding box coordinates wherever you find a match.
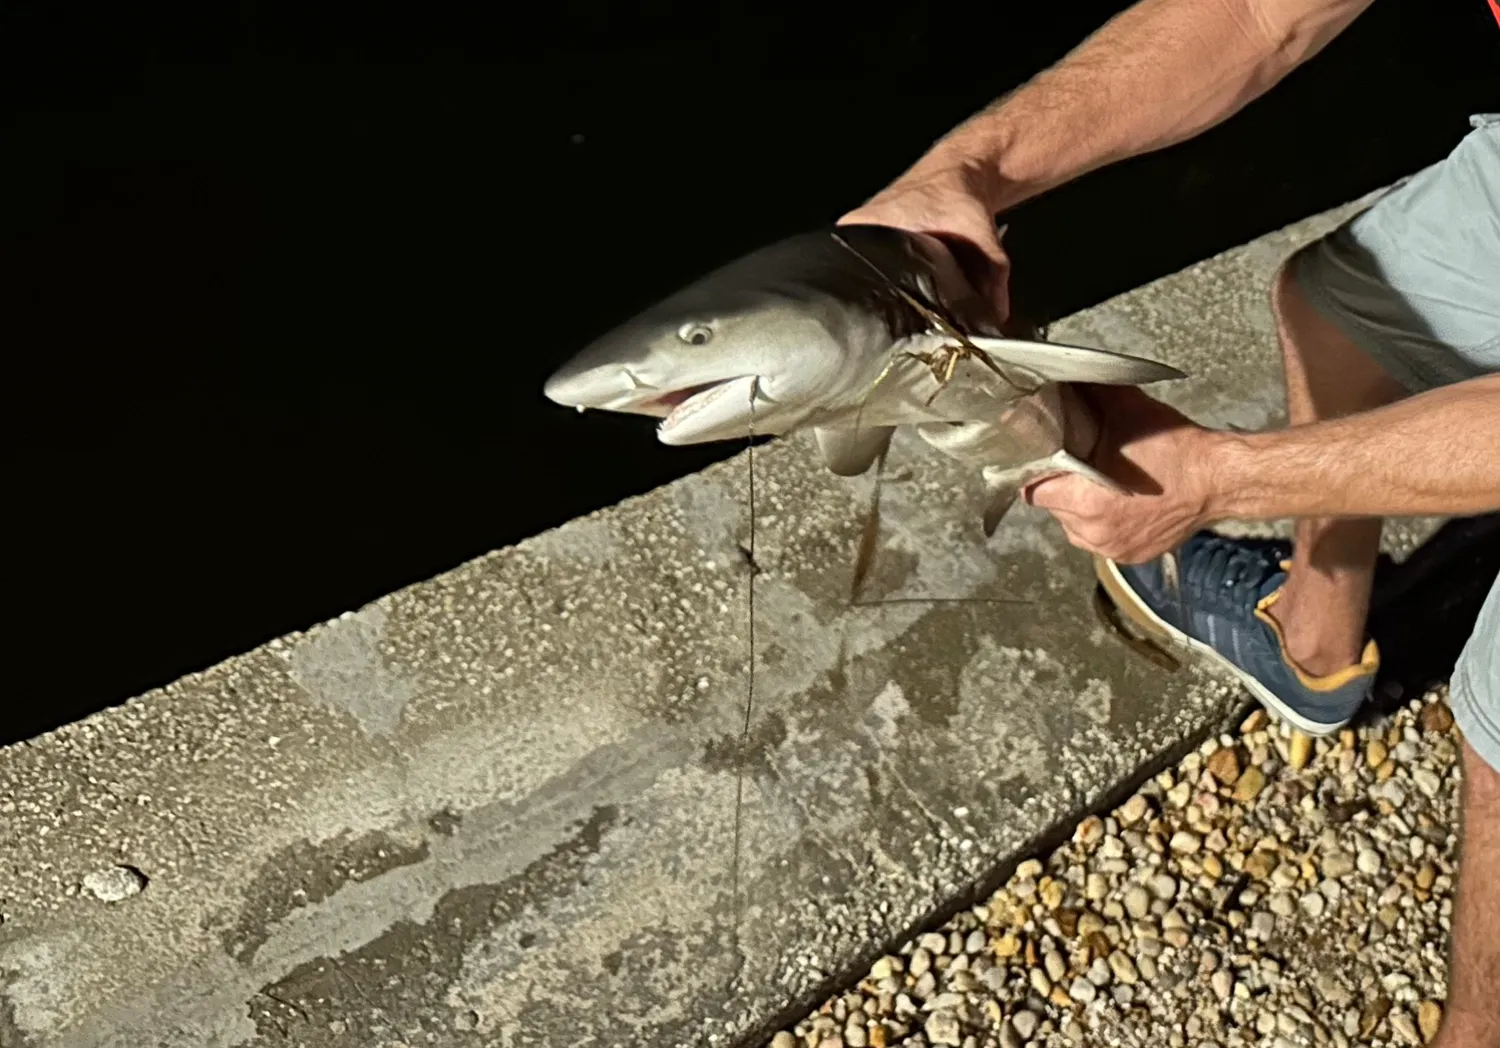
[1254,586,1380,693]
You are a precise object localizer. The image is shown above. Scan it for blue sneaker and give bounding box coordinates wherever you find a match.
[1094,530,1380,736]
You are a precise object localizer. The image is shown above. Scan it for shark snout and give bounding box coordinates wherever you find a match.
[543,363,653,412]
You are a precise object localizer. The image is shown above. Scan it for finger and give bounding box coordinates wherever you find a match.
[1025,473,1085,511]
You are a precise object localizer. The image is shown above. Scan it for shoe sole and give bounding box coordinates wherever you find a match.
[1094,555,1351,737]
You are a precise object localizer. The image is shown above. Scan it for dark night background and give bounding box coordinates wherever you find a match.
[5,1,1498,744]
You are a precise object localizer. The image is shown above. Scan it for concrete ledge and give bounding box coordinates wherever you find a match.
[0,188,1441,1048]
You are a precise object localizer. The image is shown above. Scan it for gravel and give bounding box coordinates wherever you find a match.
[774,687,1460,1048]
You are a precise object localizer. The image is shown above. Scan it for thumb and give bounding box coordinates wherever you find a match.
[1021,470,1074,509]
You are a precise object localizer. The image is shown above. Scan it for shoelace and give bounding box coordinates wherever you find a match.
[1181,534,1287,617]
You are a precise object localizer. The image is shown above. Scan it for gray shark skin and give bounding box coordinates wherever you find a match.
[544,224,1185,532]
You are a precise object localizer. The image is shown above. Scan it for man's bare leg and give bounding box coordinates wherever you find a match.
[1267,261,1500,1045]
[1436,739,1500,1046]
[1260,264,1407,676]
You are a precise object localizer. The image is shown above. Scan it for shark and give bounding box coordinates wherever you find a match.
[543,223,1185,533]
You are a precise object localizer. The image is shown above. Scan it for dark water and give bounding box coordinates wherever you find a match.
[6,1,1497,744]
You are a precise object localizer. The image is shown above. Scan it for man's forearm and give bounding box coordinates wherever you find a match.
[938,0,1375,213]
[1202,375,1500,521]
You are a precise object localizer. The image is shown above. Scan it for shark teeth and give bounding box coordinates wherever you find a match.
[657,375,764,445]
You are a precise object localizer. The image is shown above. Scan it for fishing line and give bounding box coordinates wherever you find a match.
[727,376,759,990]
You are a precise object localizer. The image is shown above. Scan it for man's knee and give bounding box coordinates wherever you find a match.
[1269,245,1404,413]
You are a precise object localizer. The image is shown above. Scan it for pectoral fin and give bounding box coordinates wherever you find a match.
[814,425,895,476]
[980,450,1130,537]
[966,336,1184,386]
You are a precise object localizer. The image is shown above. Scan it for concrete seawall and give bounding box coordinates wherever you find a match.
[0,189,1444,1048]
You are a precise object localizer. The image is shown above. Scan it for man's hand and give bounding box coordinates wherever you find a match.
[837,144,1013,325]
[1024,385,1220,563]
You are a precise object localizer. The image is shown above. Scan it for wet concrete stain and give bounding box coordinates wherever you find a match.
[249,805,617,1046]
[0,975,36,1048]
[219,829,430,964]
[701,711,788,775]
[286,604,418,737]
[879,605,988,730]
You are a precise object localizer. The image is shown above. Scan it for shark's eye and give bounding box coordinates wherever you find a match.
[678,323,713,346]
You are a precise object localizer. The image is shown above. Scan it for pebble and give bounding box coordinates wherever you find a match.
[1169,831,1202,854]
[1206,747,1240,785]
[1119,794,1150,825]
[1390,1010,1421,1045]
[1012,1010,1039,1040]
[1300,892,1326,918]
[1361,997,1393,1039]
[1321,850,1355,879]
[1030,968,1052,997]
[1150,872,1179,900]
[1289,732,1313,771]
[1069,978,1098,1004]
[82,865,148,903]
[1232,767,1267,802]
[1044,950,1067,982]
[1420,701,1454,733]
[1125,885,1151,919]
[1357,848,1383,876]
[774,1034,797,1048]
[1040,877,1066,909]
[909,948,932,978]
[1076,816,1105,845]
[1245,849,1278,880]
[1418,1000,1443,1042]
[1108,951,1140,985]
[925,1012,961,1046]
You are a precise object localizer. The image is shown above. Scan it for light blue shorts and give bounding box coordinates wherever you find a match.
[1290,113,1500,771]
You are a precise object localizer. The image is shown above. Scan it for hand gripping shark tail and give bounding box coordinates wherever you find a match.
[913,380,1128,536]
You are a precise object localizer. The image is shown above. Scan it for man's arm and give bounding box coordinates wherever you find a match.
[1204,374,1500,520]
[1024,376,1500,566]
[935,0,1378,214]
[838,0,1377,316]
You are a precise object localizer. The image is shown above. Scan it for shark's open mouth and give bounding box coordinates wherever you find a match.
[653,374,764,443]
[647,380,728,413]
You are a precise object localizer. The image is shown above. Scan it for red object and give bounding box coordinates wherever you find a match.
[1492,0,1500,29]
